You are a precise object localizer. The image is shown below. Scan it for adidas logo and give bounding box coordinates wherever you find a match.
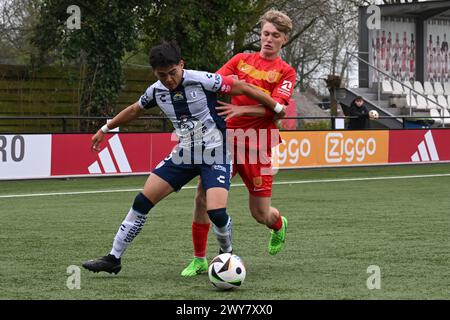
[411,130,439,162]
[88,134,131,174]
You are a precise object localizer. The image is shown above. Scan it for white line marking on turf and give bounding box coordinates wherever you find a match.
[1,173,450,199]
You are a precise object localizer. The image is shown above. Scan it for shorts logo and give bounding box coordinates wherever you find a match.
[253,176,263,187]
[213,165,227,172]
[217,175,225,184]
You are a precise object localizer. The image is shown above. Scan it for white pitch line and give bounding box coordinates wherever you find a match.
[1,173,450,199]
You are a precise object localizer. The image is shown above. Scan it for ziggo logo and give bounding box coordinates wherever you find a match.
[274,138,311,165]
[325,133,377,163]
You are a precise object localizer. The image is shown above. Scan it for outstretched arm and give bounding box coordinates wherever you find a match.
[91,102,142,151]
[228,80,286,117]
[216,101,266,120]
[216,101,289,120]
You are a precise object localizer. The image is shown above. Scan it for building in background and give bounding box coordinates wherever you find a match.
[359,0,450,87]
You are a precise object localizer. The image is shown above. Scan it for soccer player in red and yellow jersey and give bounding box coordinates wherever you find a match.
[181,10,297,276]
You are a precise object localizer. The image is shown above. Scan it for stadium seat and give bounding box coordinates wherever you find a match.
[406,94,417,109]
[403,80,413,95]
[423,81,435,95]
[416,94,428,110]
[430,108,443,125]
[437,95,448,109]
[444,82,450,96]
[413,81,425,95]
[427,95,438,109]
[381,80,393,94]
[434,82,445,95]
[392,81,404,95]
[444,109,450,126]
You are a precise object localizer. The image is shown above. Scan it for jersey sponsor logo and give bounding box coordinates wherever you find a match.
[278,80,293,97]
[176,116,206,147]
[173,92,185,102]
[236,60,282,83]
[281,80,293,91]
[179,117,198,132]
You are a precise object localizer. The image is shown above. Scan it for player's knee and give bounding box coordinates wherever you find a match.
[132,192,154,215]
[207,208,229,228]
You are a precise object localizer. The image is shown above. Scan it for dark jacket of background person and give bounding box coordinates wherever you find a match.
[347,99,370,129]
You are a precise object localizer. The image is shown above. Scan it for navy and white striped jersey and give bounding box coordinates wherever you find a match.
[139,69,233,149]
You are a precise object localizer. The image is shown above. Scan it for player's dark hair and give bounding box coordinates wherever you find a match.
[149,41,182,69]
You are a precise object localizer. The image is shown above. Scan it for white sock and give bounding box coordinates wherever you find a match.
[110,208,147,259]
[212,217,233,253]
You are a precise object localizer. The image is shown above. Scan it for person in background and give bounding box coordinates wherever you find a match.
[347,96,375,130]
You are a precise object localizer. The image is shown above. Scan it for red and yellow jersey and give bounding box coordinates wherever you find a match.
[216,52,297,131]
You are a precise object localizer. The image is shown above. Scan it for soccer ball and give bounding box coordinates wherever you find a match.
[208,253,246,290]
[369,109,379,119]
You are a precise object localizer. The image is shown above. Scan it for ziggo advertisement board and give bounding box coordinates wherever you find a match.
[273,131,389,168]
[1,130,450,180]
[273,129,450,168]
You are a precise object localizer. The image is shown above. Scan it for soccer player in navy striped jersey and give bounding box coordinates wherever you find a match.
[82,41,286,274]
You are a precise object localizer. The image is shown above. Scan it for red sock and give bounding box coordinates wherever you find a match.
[269,213,283,231]
[192,222,210,258]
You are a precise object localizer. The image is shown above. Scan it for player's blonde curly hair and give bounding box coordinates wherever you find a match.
[259,10,293,35]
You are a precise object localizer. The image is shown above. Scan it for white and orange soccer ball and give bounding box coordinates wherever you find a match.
[208,253,246,290]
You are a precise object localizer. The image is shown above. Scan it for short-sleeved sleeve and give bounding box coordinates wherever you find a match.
[190,70,234,94]
[138,85,158,109]
[271,67,297,105]
[216,53,244,76]
[189,71,222,93]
